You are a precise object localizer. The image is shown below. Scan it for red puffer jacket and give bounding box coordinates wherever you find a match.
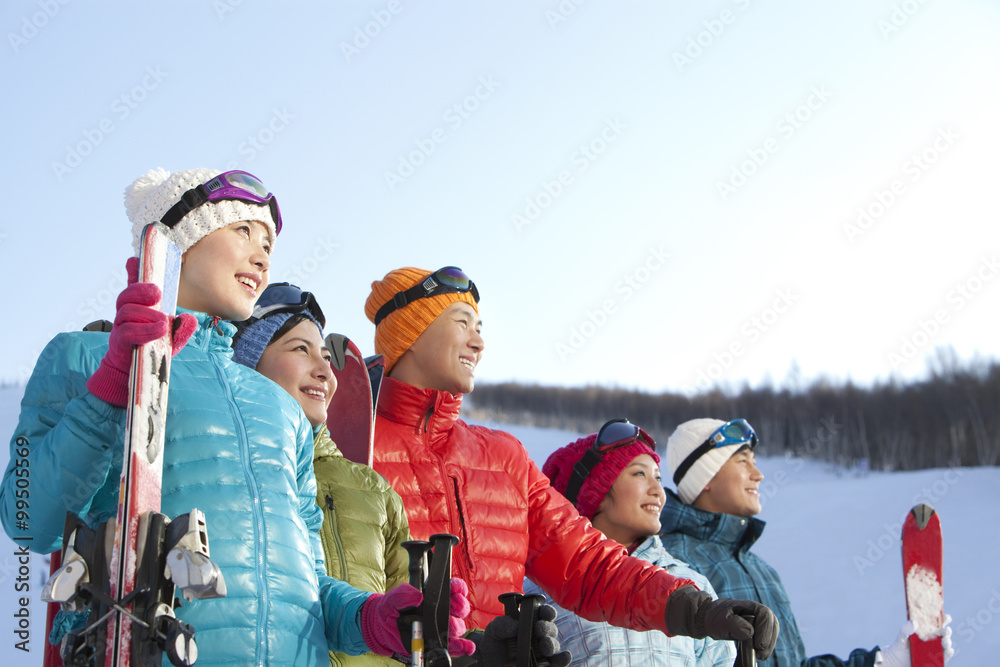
[373,377,694,631]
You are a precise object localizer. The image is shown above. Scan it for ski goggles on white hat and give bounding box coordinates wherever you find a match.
[564,419,656,506]
[373,266,479,326]
[672,418,757,485]
[159,170,282,234]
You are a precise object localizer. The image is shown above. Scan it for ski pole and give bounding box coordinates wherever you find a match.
[424,534,459,667]
[736,614,756,667]
[497,592,522,663]
[517,594,546,667]
[401,541,431,667]
[496,592,548,667]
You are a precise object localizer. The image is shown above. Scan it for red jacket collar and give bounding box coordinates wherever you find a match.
[377,376,463,435]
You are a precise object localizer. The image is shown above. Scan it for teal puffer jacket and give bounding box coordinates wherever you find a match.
[0,311,371,666]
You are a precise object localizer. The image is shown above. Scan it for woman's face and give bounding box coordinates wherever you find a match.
[256,320,335,428]
[177,220,272,321]
[591,453,665,547]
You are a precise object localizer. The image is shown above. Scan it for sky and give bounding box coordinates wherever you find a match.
[1,1,998,396]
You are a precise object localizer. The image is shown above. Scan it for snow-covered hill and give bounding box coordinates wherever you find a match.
[1,385,997,664]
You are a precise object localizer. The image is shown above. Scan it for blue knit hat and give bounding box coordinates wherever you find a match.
[231,310,322,370]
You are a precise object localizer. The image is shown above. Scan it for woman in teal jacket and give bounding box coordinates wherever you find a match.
[230,283,413,667]
[0,168,471,666]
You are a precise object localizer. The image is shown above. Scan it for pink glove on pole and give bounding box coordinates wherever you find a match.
[86,258,196,407]
[360,579,475,658]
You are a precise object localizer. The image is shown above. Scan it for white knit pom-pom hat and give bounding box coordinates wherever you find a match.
[124,167,278,255]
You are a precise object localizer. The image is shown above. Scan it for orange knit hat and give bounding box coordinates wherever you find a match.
[365,266,479,373]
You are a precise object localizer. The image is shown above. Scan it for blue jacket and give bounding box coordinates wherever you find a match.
[524,535,736,666]
[1,311,371,667]
[659,490,877,667]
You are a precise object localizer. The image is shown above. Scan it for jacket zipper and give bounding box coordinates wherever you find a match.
[325,494,348,579]
[211,343,269,667]
[423,397,474,574]
[449,477,475,575]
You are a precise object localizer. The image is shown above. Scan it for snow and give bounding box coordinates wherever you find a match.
[1,386,997,664]
[905,565,944,641]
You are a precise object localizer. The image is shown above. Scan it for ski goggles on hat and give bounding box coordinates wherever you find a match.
[373,266,480,326]
[230,283,325,349]
[564,419,656,506]
[159,170,283,234]
[672,418,757,485]
[248,282,326,328]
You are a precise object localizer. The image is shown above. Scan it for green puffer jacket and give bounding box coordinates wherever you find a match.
[313,425,411,667]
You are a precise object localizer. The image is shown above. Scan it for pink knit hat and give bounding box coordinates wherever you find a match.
[543,430,660,520]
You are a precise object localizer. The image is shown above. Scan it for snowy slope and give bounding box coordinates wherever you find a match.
[1,386,997,664]
[476,418,1000,665]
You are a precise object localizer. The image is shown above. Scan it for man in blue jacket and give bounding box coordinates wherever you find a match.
[659,417,953,667]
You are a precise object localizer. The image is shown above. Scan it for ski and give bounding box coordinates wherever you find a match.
[325,333,383,467]
[106,222,182,667]
[43,224,225,667]
[901,503,945,667]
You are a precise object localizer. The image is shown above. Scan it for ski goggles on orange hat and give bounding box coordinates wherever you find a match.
[159,170,282,234]
[672,418,757,485]
[564,419,656,506]
[373,266,479,326]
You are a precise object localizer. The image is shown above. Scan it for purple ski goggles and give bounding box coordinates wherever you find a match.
[159,170,282,234]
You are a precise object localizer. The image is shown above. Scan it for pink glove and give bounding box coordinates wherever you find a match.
[360,579,476,658]
[86,258,196,407]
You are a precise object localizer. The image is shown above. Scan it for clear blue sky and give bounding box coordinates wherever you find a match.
[2,1,998,395]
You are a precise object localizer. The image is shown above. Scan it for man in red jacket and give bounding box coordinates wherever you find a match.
[364,266,779,662]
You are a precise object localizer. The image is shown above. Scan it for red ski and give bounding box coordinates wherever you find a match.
[901,503,944,667]
[325,334,384,467]
[44,224,225,667]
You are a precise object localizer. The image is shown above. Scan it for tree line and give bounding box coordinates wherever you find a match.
[464,355,1000,471]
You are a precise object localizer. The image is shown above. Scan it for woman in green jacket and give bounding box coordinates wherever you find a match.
[231,282,414,667]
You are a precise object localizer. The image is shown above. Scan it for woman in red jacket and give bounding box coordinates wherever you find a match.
[364,266,779,662]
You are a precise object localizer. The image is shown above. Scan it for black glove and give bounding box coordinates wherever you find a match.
[474,603,571,667]
[664,585,779,660]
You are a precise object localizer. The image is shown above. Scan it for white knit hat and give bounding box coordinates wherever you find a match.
[666,418,750,504]
[124,167,277,255]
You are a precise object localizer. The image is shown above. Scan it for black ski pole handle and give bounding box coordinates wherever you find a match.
[401,541,431,592]
[736,614,756,667]
[518,594,548,667]
[497,592,523,663]
[399,541,431,666]
[494,592,547,667]
[425,534,459,667]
